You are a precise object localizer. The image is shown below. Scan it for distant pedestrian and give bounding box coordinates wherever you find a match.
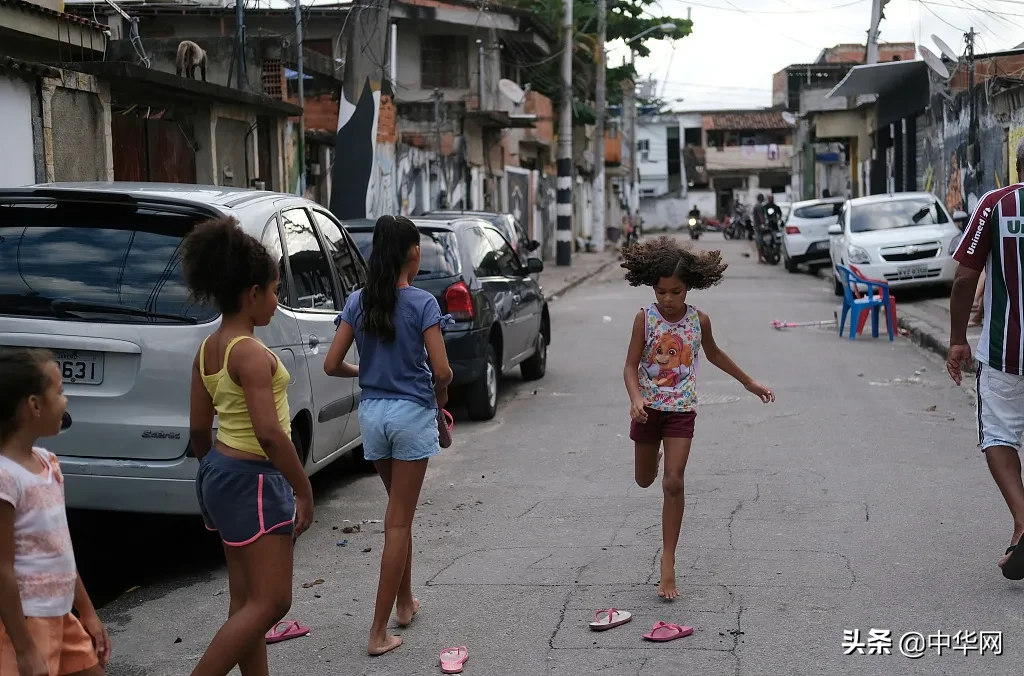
[325,215,453,656]
[947,143,1024,579]
[0,349,111,676]
[182,218,314,675]
[621,237,774,599]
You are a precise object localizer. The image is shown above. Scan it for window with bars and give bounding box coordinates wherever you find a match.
[421,35,469,89]
[637,139,650,162]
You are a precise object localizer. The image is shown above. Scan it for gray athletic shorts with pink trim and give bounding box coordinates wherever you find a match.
[197,448,295,546]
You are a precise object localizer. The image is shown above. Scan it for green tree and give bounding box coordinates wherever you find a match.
[507,0,692,121]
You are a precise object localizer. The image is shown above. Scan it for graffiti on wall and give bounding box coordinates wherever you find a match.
[1009,107,1024,184]
[331,78,378,219]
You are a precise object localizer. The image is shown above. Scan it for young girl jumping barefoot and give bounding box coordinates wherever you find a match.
[0,349,110,676]
[325,215,452,656]
[621,237,774,600]
[183,218,314,676]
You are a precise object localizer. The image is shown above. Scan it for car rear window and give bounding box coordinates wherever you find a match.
[0,209,217,324]
[851,198,949,233]
[792,203,841,220]
[348,230,461,280]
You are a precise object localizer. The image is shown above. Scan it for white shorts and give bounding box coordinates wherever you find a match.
[977,364,1024,451]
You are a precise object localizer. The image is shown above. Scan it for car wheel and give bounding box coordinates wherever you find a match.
[785,254,800,274]
[520,330,547,381]
[466,344,499,421]
[833,275,844,297]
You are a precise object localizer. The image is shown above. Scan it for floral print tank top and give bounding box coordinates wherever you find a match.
[638,304,702,413]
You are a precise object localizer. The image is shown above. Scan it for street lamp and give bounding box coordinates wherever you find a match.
[625,22,675,225]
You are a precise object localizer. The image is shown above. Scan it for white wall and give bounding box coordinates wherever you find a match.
[639,190,716,231]
[0,76,36,187]
[636,120,671,197]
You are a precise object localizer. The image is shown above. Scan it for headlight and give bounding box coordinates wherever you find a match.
[847,245,871,264]
[688,218,696,226]
[949,234,962,255]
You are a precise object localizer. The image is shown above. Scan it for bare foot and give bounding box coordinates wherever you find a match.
[368,634,403,656]
[657,557,678,600]
[396,598,420,627]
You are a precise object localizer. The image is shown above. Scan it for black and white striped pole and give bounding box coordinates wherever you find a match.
[556,0,573,266]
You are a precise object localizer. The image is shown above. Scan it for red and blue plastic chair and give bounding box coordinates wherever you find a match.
[835,264,895,341]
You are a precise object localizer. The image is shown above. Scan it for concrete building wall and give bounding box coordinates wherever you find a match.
[215,117,252,187]
[394,19,489,103]
[0,75,36,187]
[639,190,716,231]
[41,71,112,183]
[636,121,670,196]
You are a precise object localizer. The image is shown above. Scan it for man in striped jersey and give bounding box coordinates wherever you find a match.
[948,140,1024,579]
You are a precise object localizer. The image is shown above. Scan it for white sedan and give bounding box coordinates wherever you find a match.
[828,192,966,296]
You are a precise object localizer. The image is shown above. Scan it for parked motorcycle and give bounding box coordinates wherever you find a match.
[760,208,782,265]
[688,215,702,240]
[723,206,748,240]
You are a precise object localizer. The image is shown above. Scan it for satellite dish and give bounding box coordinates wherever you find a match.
[918,45,950,79]
[931,34,959,62]
[781,111,797,126]
[498,79,526,105]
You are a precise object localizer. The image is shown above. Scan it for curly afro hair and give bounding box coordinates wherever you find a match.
[621,236,728,290]
[181,217,277,315]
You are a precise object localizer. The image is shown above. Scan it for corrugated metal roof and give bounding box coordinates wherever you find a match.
[826,60,926,98]
[0,0,108,31]
[702,111,788,131]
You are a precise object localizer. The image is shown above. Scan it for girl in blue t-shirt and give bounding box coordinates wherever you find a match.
[325,214,453,657]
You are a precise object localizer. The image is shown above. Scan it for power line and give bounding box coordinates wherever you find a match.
[674,0,866,14]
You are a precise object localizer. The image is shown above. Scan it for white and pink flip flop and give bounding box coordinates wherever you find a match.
[589,608,633,631]
[440,646,468,673]
[439,409,454,449]
[642,621,693,642]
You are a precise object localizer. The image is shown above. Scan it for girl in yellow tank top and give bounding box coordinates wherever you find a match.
[181,217,314,676]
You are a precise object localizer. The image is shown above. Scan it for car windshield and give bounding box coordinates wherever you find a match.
[851,198,949,233]
[793,203,841,220]
[0,208,216,324]
[348,230,461,279]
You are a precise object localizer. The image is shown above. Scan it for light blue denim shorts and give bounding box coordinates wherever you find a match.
[359,398,440,462]
[977,364,1024,451]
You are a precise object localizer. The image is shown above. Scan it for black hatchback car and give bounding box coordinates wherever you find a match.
[346,217,549,421]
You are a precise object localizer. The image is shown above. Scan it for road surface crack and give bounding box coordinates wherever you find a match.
[547,589,572,650]
[728,604,745,676]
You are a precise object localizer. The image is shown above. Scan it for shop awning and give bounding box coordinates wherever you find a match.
[827,60,927,99]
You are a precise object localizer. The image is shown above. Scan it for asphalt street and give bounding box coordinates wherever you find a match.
[80,237,1022,675]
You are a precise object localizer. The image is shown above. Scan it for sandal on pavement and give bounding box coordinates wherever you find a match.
[440,646,468,674]
[589,608,632,631]
[642,621,693,642]
[1003,544,1024,580]
[266,620,310,644]
[439,409,454,449]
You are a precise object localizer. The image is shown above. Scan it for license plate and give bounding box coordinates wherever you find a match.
[54,350,104,385]
[898,265,928,279]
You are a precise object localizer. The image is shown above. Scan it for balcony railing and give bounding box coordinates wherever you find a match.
[704,144,792,172]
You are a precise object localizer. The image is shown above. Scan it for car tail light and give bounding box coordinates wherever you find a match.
[785,226,800,235]
[445,281,474,321]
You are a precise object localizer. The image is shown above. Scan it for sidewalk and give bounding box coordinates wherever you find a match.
[538,247,621,301]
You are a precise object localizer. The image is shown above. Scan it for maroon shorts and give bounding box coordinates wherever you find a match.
[629,407,696,442]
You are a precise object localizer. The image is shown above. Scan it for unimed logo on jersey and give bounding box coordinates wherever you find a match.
[1002,217,1024,236]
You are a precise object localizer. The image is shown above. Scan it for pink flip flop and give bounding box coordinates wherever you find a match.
[440,646,468,673]
[265,620,310,644]
[642,621,693,642]
[589,608,633,631]
[438,409,454,449]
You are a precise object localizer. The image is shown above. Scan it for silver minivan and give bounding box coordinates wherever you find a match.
[0,183,367,514]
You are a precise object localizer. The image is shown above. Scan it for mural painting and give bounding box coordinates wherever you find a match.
[1009,108,1024,184]
[331,77,378,219]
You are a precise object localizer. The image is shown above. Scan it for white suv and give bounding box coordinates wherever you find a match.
[0,184,368,514]
[781,197,845,273]
[827,192,964,296]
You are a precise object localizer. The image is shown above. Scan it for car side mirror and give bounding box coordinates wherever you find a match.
[526,258,544,274]
[527,239,541,252]
[827,225,842,236]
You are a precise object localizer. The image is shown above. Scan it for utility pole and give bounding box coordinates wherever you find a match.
[434,88,448,209]
[592,0,607,253]
[866,0,888,64]
[235,0,246,88]
[293,0,306,196]
[556,0,573,266]
[629,50,638,227]
[967,27,977,166]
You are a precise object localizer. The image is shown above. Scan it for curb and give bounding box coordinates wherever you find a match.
[543,256,620,301]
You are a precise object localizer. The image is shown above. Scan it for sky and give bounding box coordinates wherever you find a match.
[612,0,1024,111]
